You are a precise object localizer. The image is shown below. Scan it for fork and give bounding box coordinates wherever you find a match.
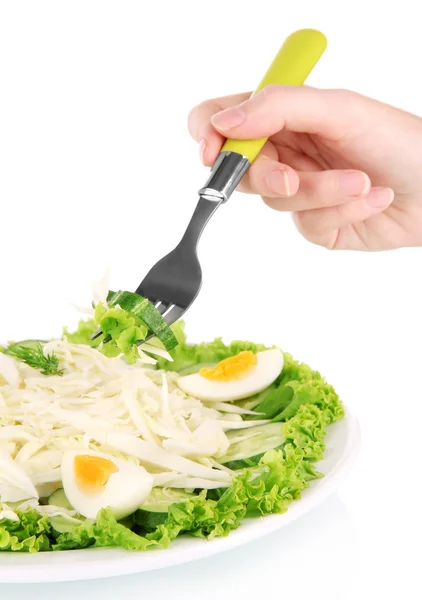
[91,29,327,342]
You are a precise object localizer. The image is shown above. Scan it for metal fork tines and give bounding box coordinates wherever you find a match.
[134,195,222,325]
[91,151,250,342]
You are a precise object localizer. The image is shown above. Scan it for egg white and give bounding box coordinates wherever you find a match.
[61,449,153,520]
[176,348,284,402]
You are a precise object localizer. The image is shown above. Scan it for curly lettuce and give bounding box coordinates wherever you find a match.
[53,444,320,551]
[155,322,268,373]
[0,326,345,553]
[274,353,344,424]
[0,508,53,552]
[11,401,333,553]
[62,310,148,364]
[1,400,339,553]
[63,318,98,346]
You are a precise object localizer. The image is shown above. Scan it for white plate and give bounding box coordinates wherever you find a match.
[0,408,360,583]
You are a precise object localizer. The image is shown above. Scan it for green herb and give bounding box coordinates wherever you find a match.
[5,342,63,376]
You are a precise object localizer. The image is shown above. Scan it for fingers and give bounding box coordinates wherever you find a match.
[237,154,300,197]
[188,86,372,166]
[261,169,371,210]
[234,152,372,207]
[187,92,250,140]
[209,86,367,141]
[292,187,395,249]
[187,92,251,166]
[190,103,224,167]
[247,161,394,249]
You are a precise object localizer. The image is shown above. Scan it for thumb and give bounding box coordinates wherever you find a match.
[210,85,367,140]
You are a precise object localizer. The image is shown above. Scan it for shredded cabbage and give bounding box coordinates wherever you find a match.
[0,339,270,506]
[0,320,345,554]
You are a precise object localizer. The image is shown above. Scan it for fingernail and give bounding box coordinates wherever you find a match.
[339,171,371,196]
[267,169,291,196]
[199,138,206,164]
[366,187,394,209]
[210,107,246,130]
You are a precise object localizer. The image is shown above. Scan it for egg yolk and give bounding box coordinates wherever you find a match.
[74,455,118,494]
[199,351,257,381]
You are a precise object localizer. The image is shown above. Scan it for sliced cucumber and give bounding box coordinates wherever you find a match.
[47,489,85,533]
[48,488,73,511]
[178,362,217,376]
[5,339,48,352]
[107,290,178,351]
[141,487,193,512]
[218,422,285,470]
[49,514,84,534]
[134,488,193,531]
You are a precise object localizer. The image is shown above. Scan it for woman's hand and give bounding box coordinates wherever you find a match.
[188,86,422,250]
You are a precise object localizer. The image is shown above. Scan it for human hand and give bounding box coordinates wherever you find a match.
[188,86,422,250]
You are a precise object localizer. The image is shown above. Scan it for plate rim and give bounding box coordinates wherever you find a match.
[0,406,360,584]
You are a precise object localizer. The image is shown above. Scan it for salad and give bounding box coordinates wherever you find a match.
[0,285,344,553]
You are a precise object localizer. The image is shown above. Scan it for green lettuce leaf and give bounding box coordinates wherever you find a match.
[62,308,180,364]
[97,305,149,363]
[53,508,160,551]
[272,353,345,424]
[281,404,328,461]
[247,385,294,419]
[243,353,343,424]
[240,446,308,516]
[62,307,149,364]
[0,509,53,553]
[63,318,97,346]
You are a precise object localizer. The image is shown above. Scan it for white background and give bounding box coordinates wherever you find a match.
[1,1,421,598]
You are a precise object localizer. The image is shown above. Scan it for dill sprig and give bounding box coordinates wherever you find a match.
[5,342,64,376]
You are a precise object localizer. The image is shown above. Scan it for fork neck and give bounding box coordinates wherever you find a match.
[178,195,222,250]
[198,151,250,203]
[178,151,250,250]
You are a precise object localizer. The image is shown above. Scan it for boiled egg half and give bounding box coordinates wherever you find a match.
[177,348,284,402]
[61,450,153,520]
